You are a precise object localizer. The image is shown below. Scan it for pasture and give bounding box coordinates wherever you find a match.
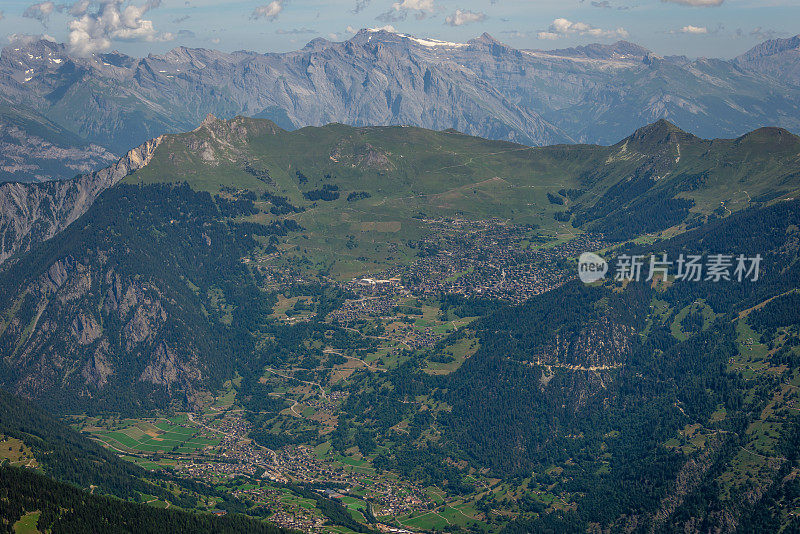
[92,418,218,455]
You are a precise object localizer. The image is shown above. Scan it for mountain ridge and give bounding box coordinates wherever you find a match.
[0,135,162,264]
[735,33,800,84]
[2,31,800,181]
[3,116,800,271]
[0,116,798,408]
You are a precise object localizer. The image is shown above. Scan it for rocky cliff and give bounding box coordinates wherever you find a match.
[0,135,162,264]
[0,181,254,411]
[0,105,117,182]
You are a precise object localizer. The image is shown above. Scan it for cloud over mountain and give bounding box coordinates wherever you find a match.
[445,9,486,27]
[250,1,284,21]
[67,0,173,56]
[378,0,436,22]
[538,18,629,40]
[23,2,60,25]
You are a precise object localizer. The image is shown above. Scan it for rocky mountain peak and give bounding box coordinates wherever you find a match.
[734,34,800,85]
[544,40,651,61]
[734,126,800,150]
[2,36,63,56]
[301,37,334,52]
[347,28,470,52]
[466,33,512,55]
[470,33,503,46]
[150,45,194,63]
[621,119,699,152]
[202,113,219,126]
[607,40,652,58]
[737,34,800,62]
[0,38,69,73]
[634,118,683,134]
[348,28,401,46]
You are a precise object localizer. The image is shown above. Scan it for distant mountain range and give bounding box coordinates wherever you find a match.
[1,30,800,181]
[0,104,117,183]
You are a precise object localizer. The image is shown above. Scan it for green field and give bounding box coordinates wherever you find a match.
[92,419,218,455]
[0,435,37,468]
[397,504,485,531]
[12,511,40,534]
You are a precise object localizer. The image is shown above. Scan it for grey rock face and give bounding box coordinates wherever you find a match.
[0,106,117,183]
[2,256,205,408]
[735,35,800,86]
[0,135,162,264]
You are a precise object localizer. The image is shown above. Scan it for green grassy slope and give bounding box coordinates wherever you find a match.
[120,116,800,279]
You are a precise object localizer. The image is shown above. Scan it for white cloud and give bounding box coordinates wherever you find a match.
[748,27,778,41]
[67,1,174,56]
[276,27,316,35]
[445,9,486,27]
[661,0,723,5]
[250,1,284,21]
[500,30,530,39]
[7,33,57,44]
[370,25,397,32]
[394,0,434,9]
[678,25,708,34]
[23,2,59,25]
[537,18,629,40]
[69,0,91,16]
[377,0,435,22]
[353,0,370,13]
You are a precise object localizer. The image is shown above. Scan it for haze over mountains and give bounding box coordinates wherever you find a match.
[2,29,800,182]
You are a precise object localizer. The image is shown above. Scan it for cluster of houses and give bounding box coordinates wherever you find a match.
[173,413,272,481]
[328,296,397,324]
[275,446,430,518]
[399,221,607,301]
[233,484,326,532]
[348,219,607,302]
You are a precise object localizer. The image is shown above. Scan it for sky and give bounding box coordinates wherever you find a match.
[0,0,797,59]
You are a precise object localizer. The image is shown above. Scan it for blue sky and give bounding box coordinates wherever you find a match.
[0,0,797,58]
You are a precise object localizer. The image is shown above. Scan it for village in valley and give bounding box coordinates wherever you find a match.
[73,222,604,533]
[74,390,477,533]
